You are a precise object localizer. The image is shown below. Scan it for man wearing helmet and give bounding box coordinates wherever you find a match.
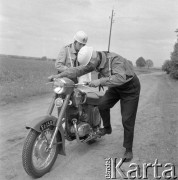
[55,31,88,83]
[49,46,140,162]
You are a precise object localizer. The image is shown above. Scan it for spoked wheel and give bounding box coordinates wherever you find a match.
[22,127,58,178]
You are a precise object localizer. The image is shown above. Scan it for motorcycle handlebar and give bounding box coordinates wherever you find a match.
[77,82,89,85]
[46,79,90,87]
[75,82,90,87]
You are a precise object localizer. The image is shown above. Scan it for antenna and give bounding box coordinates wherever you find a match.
[108,9,115,52]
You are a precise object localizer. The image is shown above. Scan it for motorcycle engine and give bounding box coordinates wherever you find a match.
[66,105,92,138]
[69,121,91,137]
[77,122,91,137]
[66,89,101,138]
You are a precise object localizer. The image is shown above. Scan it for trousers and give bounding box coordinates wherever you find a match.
[98,75,141,149]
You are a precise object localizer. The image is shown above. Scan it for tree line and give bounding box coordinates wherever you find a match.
[135,57,154,69]
[162,34,178,79]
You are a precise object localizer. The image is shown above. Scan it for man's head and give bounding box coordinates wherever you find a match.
[77,46,100,67]
[73,31,88,52]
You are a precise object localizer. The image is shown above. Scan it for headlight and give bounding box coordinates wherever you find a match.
[53,77,75,95]
[53,79,65,94]
[54,87,64,94]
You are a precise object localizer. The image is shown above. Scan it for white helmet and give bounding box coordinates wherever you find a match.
[78,46,93,66]
[74,31,88,44]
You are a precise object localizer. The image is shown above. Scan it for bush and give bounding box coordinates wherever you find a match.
[162,40,178,79]
[162,60,172,74]
[170,60,178,79]
[41,56,47,61]
[170,42,178,79]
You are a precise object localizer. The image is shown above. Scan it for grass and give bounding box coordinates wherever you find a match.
[0,56,56,104]
[134,66,161,75]
[0,55,161,105]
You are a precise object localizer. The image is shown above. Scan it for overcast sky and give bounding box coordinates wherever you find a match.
[0,0,178,67]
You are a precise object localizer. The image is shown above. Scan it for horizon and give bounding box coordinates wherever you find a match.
[0,53,163,68]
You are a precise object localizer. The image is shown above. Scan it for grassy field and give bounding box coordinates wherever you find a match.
[0,56,56,104]
[0,55,161,105]
[134,66,161,75]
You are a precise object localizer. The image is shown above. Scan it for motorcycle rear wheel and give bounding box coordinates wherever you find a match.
[22,128,58,178]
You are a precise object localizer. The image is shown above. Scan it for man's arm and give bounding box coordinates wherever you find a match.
[55,47,68,72]
[54,63,95,79]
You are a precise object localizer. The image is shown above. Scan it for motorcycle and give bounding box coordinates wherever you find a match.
[22,77,102,178]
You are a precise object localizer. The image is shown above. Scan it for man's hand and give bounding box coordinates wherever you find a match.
[48,75,58,82]
[89,79,101,87]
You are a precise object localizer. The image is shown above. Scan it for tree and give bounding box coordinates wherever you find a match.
[162,30,178,79]
[170,42,178,79]
[171,42,178,62]
[136,57,146,67]
[41,56,47,61]
[162,60,172,74]
[146,59,154,69]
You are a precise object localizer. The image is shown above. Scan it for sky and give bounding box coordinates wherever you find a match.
[0,0,178,67]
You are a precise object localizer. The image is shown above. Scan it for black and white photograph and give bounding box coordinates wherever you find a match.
[0,0,178,179]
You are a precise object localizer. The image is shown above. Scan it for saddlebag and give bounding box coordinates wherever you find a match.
[85,92,102,105]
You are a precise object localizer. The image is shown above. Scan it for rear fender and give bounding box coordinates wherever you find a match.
[26,115,66,156]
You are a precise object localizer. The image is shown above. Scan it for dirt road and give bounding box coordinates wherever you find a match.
[0,72,177,180]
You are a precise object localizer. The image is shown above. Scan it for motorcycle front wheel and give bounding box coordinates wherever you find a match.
[22,127,58,178]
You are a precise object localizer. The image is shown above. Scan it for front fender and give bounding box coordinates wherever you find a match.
[26,115,66,156]
[26,115,58,131]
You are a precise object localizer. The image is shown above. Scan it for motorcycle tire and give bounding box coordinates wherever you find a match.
[22,128,58,178]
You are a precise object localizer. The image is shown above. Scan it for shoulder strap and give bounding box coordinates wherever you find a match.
[108,58,111,76]
[67,46,73,67]
[102,51,113,76]
[107,55,113,77]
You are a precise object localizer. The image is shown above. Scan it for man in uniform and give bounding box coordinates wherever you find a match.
[49,46,141,162]
[55,31,88,83]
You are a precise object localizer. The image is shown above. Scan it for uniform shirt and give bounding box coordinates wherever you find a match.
[57,51,135,87]
[96,52,135,86]
[55,43,78,73]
